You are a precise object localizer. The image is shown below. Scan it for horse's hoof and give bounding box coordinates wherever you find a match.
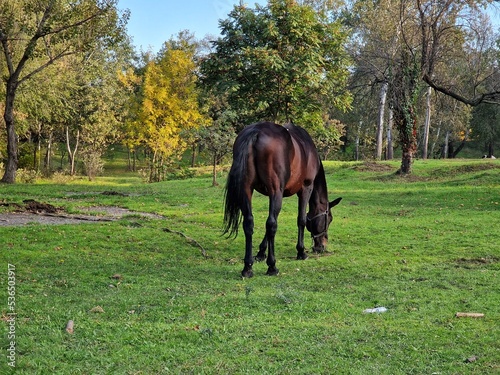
[297,252,308,260]
[241,269,254,278]
[266,267,279,276]
[254,253,266,262]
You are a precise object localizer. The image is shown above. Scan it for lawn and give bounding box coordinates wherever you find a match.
[1,159,499,374]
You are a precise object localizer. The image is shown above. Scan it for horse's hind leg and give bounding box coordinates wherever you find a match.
[241,196,254,278]
[265,194,282,276]
[255,236,267,261]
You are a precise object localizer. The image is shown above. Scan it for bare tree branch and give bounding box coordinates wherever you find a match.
[423,73,500,106]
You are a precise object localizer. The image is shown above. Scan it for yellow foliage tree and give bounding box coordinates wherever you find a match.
[139,46,204,181]
[117,66,144,171]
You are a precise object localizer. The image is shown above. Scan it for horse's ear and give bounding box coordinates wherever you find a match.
[329,197,342,209]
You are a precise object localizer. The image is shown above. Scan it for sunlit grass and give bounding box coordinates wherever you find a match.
[0,159,499,374]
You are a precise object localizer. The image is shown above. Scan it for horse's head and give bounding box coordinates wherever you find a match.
[306,197,342,253]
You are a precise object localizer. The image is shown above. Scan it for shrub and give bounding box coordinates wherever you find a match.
[50,171,74,184]
[16,168,40,184]
[81,149,104,181]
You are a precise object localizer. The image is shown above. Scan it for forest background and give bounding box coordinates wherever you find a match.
[1,0,500,184]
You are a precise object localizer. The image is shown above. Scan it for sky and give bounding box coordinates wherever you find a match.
[118,0,500,55]
[117,0,266,53]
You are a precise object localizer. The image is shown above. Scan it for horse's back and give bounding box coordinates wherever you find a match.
[238,122,292,195]
[235,122,319,197]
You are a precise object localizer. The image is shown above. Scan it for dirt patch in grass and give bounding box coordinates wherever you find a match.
[431,162,500,178]
[352,161,397,172]
[0,200,163,226]
[455,256,500,268]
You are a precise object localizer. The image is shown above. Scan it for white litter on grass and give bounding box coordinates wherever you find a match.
[363,307,388,314]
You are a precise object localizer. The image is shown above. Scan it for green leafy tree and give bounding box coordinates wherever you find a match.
[199,121,235,186]
[78,55,130,179]
[200,0,352,129]
[311,117,344,160]
[0,0,128,183]
[15,61,73,173]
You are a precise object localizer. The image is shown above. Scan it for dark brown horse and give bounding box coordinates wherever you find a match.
[223,122,342,277]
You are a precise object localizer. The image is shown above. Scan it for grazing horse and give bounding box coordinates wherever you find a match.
[223,122,342,277]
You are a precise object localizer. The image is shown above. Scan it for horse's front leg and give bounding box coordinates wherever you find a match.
[295,189,311,260]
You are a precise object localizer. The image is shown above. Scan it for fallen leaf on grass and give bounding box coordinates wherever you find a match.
[89,306,105,313]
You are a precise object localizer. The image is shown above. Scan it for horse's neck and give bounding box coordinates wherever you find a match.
[310,164,329,212]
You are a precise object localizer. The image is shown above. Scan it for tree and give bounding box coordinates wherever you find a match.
[310,117,344,159]
[347,0,500,171]
[200,0,352,129]
[15,60,73,174]
[199,121,235,186]
[78,49,130,180]
[390,49,420,174]
[418,0,500,106]
[348,0,402,160]
[0,0,128,183]
[117,65,144,171]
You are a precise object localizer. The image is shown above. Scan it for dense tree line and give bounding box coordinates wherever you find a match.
[1,0,499,183]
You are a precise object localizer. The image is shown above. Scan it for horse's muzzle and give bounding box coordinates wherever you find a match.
[312,236,328,253]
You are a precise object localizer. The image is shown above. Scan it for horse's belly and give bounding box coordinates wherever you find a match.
[283,175,312,197]
[283,186,300,197]
[253,176,305,197]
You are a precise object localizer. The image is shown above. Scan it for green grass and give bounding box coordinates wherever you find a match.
[1,159,499,374]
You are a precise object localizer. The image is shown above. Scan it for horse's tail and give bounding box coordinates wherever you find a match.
[223,127,259,238]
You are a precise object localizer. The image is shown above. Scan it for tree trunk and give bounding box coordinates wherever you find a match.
[391,51,419,175]
[448,140,455,158]
[451,129,470,158]
[375,81,388,160]
[393,97,417,174]
[127,148,132,171]
[1,79,19,183]
[33,134,38,170]
[66,126,80,175]
[355,121,362,161]
[150,150,157,182]
[34,123,42,172]
[443,130,450,159]
[212,154,218,186]
[44,132,53,173]
[430,124,440,158]
[191,144,197,167]
[422,86,432,159]
[386,108,394,160]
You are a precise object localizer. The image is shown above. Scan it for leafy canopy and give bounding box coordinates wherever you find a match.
[200,0,352,128]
